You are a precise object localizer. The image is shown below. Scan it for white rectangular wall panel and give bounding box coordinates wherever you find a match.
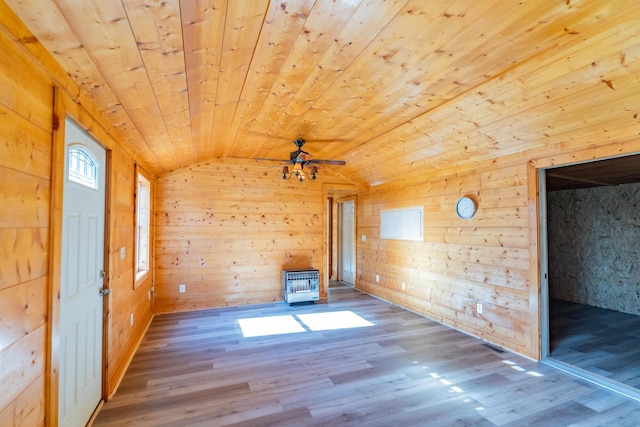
[380,207,423,241]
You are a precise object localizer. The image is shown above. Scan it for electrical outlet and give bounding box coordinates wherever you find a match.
[375,275,379,283]
[361,235,367,241]
[477,303,483,314]
[402,282,406,290]
[130,313,134,326]
[179,284,186,293]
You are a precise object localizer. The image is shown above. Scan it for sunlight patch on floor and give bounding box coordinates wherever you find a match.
[296,310,374,331]
[238,315,305,338]
[237,310,374,337]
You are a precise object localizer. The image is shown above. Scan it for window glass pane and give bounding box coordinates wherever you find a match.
[136,173,151,276]
[68,146,98,189]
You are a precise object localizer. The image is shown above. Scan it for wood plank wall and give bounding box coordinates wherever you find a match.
[0,24,52,425]
[355,134,640,359]
[0,3,156,423]
[356,157,532,356]
[154,160,350,312]
[103,148,155,395]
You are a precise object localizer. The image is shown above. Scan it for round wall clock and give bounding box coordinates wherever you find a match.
[456,196,477,219]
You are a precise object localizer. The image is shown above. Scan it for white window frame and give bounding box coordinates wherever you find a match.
[135,168,151,283]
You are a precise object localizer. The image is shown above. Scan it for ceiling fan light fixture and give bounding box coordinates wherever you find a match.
[275,139,344,183]
[281,162,315,182]
[294,163,305,182]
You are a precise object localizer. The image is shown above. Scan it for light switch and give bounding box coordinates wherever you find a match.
[120,247,125,260]
[361,235,367,241]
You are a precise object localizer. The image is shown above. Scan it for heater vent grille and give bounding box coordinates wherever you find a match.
[283,269,319,304]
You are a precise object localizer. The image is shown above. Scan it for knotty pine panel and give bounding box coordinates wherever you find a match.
[180,0,226,162]
[0,104,51,178]
[154,160,327,312]
[0,324,46,418]
[422,226,529,249]
[107,271,153,392]
[0,228,48,291]
[221,0,317,157]
[156,236,323,254]
[0,373,44,426]
[356,159,535,356]
[208,0,268,158]
[0,19,51,424]
[0,33,52,133]
[0,276,47,352]
[101,146,154,394]
[156,211,321,229]
[0,168,51,230]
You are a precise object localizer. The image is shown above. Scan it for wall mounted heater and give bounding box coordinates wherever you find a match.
[283,268,320,304]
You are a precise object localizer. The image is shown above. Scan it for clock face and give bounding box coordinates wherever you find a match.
[456,197,476,219]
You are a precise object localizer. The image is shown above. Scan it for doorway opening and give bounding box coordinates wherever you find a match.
[338,199,356,286]
[540,154,640,401]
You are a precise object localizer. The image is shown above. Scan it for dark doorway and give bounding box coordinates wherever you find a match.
[544,154,640,395]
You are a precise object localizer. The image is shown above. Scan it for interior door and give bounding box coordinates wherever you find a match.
[340,200,356,285]
[59,119,106,426]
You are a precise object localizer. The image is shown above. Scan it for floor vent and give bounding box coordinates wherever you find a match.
[482,343,506,354]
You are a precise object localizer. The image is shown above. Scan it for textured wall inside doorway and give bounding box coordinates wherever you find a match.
[547,182,640,315]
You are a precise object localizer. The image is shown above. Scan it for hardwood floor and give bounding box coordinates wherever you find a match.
[93,285,640,426]
[550,298,640,389]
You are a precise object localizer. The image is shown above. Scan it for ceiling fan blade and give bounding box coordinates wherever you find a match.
[252,157,292,163]
[308,159,346,165]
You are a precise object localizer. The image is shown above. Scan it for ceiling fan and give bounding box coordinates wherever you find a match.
[258,139,346,182]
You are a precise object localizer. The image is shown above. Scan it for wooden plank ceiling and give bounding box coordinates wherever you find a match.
[6,0,640,185]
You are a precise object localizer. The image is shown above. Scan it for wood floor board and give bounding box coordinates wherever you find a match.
[181,398,285,426]
[222,406,314,427]
[94,386,172,410]
[500,400,598,427]
[550,298,640,389]
[575,388,633,413]
[477,380,594,425]
[566,404,640,427]
[454,372,514,394]
[279,372,410,411]
[93,286,640,426]
[369,397,495,427]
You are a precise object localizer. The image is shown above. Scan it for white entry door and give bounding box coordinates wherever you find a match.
[340,200,356,285]
[59,119,106,426]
